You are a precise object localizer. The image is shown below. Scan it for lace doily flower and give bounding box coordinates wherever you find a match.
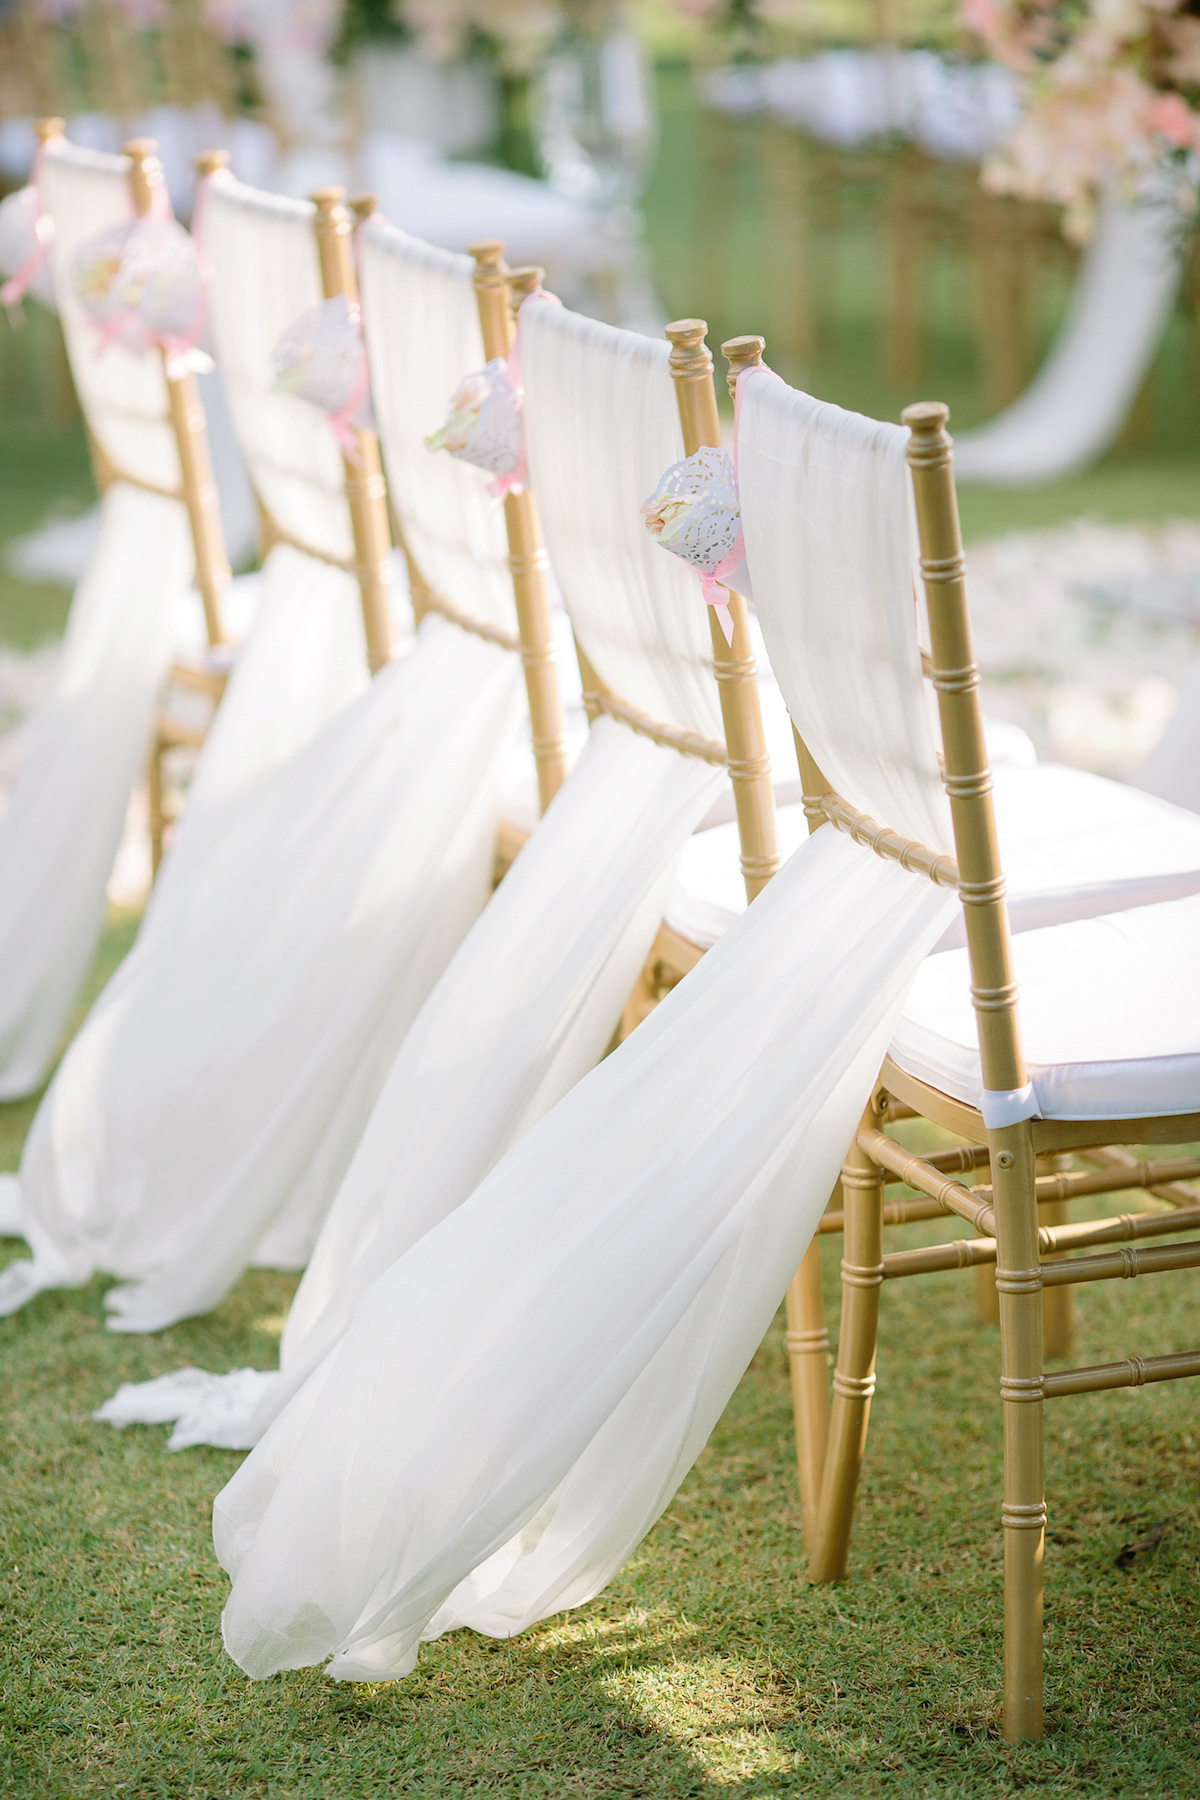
[71,214,206,361]
[425,357,525,495]
[270,295,375,456]
[642,445,749,642]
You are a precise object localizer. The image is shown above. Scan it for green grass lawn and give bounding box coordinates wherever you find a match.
[2,1002,1198,1797]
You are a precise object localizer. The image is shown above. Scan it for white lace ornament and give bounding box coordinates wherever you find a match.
[71,214,207,366]
[641,445,750,644]
[270,295,375,455]
[425,358,525,494]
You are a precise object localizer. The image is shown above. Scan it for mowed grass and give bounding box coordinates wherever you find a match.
[2,919,1198,1799]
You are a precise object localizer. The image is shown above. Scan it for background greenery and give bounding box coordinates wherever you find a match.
[1,58,1199,1800]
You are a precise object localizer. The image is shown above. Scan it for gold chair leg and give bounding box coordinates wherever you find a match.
[975,1260,1001,1325]
[1040,1195,1074,1359]
[808,1102,885,1583]
[785,1236,830,1554]
[993,1123,1045,1742]
[148,738,165,880]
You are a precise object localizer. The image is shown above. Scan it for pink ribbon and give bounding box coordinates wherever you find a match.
[699,361,781,645]
[327,321,370,465]
[486,286,562,499]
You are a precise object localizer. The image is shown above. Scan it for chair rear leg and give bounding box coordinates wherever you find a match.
[808,1101,885,1583]
[148,734,165,880]
[785,1235,830,1554]
[993,1123,1045,1742]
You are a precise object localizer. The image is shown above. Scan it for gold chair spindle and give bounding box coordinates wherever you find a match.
[665,319,778,903]
[468,240,568,813]
[310,185,393,674]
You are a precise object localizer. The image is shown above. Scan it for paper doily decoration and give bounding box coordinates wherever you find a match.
[425,357,525,494]
[642,445,750,642]
[270,295,375,453]
[71,214,206,362]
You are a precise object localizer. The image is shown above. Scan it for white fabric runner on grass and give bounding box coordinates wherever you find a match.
[215,828,954,1679]
[0,483,190,1101]
[98,718,723,1446]
[209,362,960,1681]
[0,615,522,1325]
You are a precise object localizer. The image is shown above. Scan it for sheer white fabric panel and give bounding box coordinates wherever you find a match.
[521,301,723,742]
[0,618,522,1326]
[737,374,951,853]
[358,219,513,629]
[202,175,354,565]
[214,827,955,1680]
[0,484,191,1099]
[147,543,369,912]
[953,201,1181,485]
[95,718,723,1449]
[41,141,181,493]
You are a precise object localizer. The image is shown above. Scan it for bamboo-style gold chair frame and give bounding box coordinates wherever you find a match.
[764,391,1200,1742]
[37,124,235,875]
[601,326,780,1038]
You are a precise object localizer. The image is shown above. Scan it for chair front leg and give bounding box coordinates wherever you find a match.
[785,1234,830,1554]
[993,1122,1045,1742]
[808,1101,885,1583]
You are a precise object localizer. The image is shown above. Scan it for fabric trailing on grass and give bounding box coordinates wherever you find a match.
[215,826,955,1680]
[97,718,723,1447]
[210,357,957,1682]
[94,295,730,1446]
[0,483,190,1102]
[0,613,522,1327]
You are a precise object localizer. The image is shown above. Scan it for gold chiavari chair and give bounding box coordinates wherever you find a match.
[38,125,234,876]
[351,211,569,865]
[514,299,779,998]
[773,397,1200,1742]
[611,319,778,1033]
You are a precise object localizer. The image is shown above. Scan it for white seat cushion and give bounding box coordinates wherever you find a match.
[892,890,1200,1121]
[665,762,1200,953]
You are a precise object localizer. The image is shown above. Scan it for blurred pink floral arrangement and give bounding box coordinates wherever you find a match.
[964,0,1200,240]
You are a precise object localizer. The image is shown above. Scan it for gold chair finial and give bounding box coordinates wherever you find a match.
[507,265,544,323]
[195,148,230,179]
[124,138,164,217]
[35,117,65,144]
[468,237,506,268]
[902,401,952,469]
[721,334,765,401]
[665,318,712,387]
[348,193,378,224]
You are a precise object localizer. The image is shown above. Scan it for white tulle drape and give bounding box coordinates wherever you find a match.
[93,303,730,1445]
[953,200,1182,485]
[145,545,369,912]
[357,220,514,629]
[0,185,540,1322]
[98,719,723,1445]
[41,141,182,494]
[521,300,722,742]
[0,486,192,1102]
[215,830,954,1679]
[0,143,196,1101]
[201,175,354,566]
[735,373,951,853]
[209,370,958,1682]
[1,616,521,1325]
